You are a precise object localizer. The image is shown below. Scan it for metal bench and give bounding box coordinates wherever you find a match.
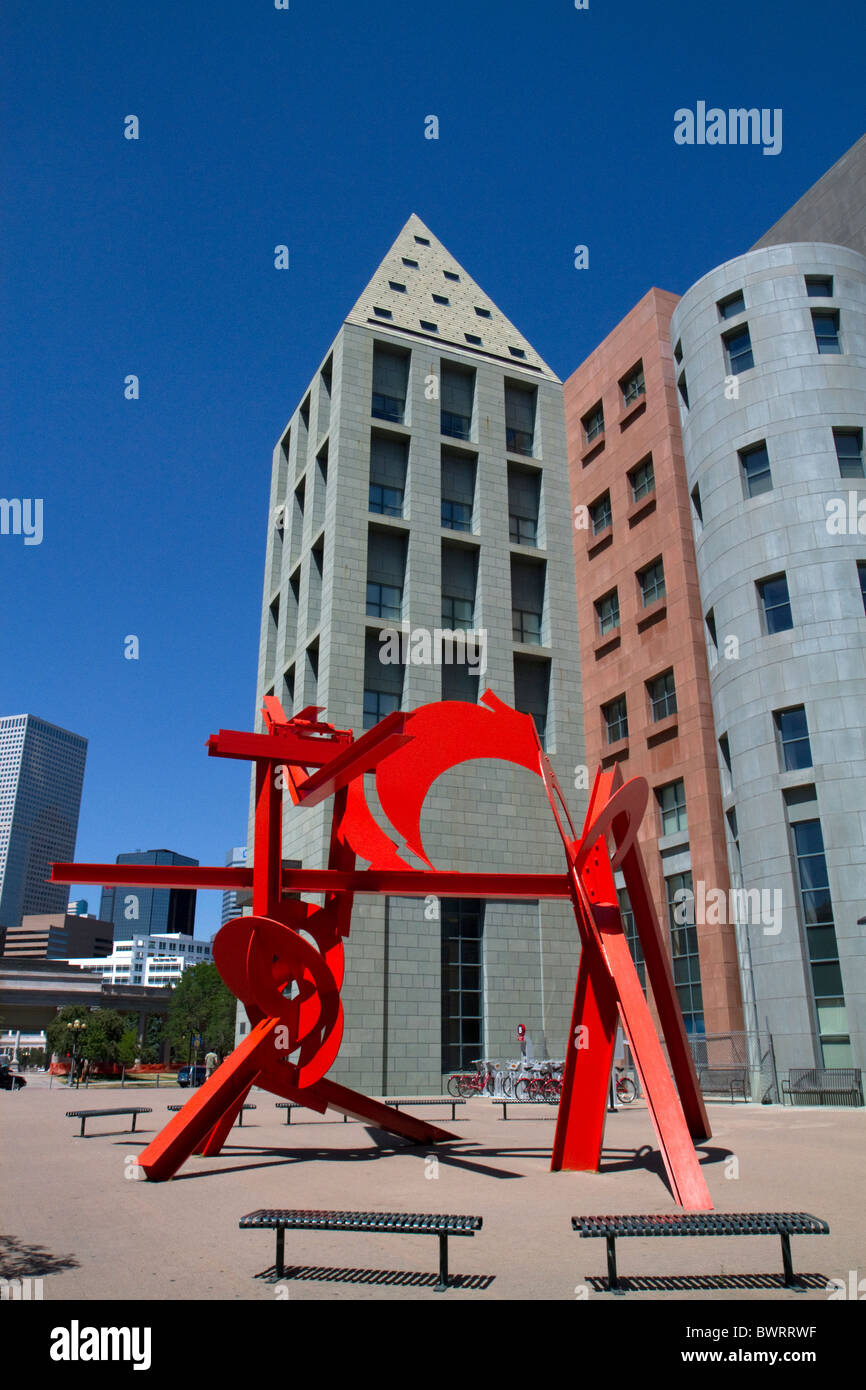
[383,1097,466,1122]
[240,1208,482,1292]
[66,1107,152,1138]
[491,1098,558,1120]
[781,1067,863,1107]
[573,1212,829,1294]
[274,1102,349,1124]
[167,1103,256,1126]
[697,1066,749,1103]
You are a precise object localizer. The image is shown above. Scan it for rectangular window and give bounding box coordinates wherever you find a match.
[859,561,866,614]
[366,581,402,619]
[363,630,403,730]
[582,401,604,445]
[657,779,687,836]
[442,595,474,630]
[603,695,628,744]
[618,887,646,992]
[833,428,864,478]
[441,499,472,532]
[620,361,645,407]
[508,466,541,547]
[363,688,400,729]
[441,449,476,533]
[440,364,474,440]
[441,900,484,1072]
[740,441,773,497]
[812,310,841,354]
[629,455,655,503]
[369,434,407,516]
[505,381,536,456]
[512,609,542,644]
[513,656,550,749]
[718,290,745,319]
[723,324,754,374]
[805,275,833,298]
[589,491,612,535]
[371,344,409,423]
[369,483,403,516]
[775,706,812,771]
[511,557,544,644]
[595,588,620,637]
[638,557,665,607]
[442,541,478,637]
[758,573,793,633]
[647,669,677,722]
[366,529,407,620]
[792,819,850,1065]
[666,871,704,1036]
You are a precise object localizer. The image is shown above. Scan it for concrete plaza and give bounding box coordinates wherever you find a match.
[1,1082,863,1302]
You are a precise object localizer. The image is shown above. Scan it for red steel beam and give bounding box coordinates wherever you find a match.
[50,864,573,899]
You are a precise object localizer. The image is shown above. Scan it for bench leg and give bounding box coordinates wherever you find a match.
[80,1117,86,1138]
[780,1232,804,1291]
[435,1234,450,1292]
[131,1113,137,1133]
[238,1109,244,1128]
[451,1102,456,1121]
[606,1236,624,1295]
[285,1110,292,1126]
[275,1228,285,1279]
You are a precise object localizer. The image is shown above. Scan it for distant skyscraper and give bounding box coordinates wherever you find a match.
[221,846,247,926]
[0,714,87,928]
[99,849,198,940]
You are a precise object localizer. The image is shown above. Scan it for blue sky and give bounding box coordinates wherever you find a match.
[1,0,861,939]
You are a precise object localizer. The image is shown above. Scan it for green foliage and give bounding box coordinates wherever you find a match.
[166,962,235,1060]
[46,1004,138,1064]
[138,1015,165,1064]
[117,1028,139,1068]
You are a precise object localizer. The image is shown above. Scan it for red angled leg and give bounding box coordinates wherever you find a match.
[551,942,618,1172]
[195,1080,255,1156]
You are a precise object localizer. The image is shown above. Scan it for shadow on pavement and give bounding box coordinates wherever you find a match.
[255,1264,495,1289]
[0,1234,79,1278]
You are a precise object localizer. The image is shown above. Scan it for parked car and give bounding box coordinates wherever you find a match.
[0,1063,26,1091]
[177,1064,207,1088]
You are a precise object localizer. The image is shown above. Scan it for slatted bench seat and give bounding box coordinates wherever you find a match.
[240,1208,482,1292]
[697,1067,749,1103]
[275,1102,349,1124]
[383,1097,466,1122]
[491,1098,558,1120]
[781,1067,863,1107]
[66,1107,152,1138]
[573,1212,829,1294]
[167,1103,256,1126]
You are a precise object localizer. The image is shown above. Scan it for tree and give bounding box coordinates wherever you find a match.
[166,962,236,1060]
[46,1005,136,1067]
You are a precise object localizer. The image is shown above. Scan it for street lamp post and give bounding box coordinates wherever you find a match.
[66,1019,86,1088]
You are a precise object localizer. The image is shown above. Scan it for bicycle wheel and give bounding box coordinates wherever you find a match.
[542,1080,561,1104]
[617,1076,637,1103]
[500,1072,515,1099]
[457,1076,477,1098]
[447,1075,462,1098]
[514,1077,531,1101]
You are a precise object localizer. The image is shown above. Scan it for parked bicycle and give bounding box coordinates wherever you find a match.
[615,1070,637,1103]
[447,1060,498,1098]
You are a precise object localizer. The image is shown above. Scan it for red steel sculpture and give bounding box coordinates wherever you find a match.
[51,692,713,1208]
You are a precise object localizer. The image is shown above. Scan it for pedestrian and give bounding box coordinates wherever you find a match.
[204,1049,218,1080]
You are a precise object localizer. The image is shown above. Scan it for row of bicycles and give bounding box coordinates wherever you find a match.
[446,1058,637,1104]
